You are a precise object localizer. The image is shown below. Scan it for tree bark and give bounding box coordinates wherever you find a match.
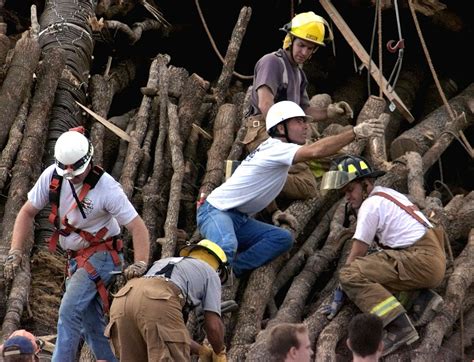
[390,82,474,160]
[0,31,40,149]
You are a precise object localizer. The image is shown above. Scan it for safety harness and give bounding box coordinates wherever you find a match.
[48,165,123,313]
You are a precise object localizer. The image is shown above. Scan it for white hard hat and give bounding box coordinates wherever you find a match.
[54,130,93,180]
[265,101,313,131]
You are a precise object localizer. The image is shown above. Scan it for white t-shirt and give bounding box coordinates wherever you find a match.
[206,138,301,214]
[353,186,432,248]
[28,164,138,251]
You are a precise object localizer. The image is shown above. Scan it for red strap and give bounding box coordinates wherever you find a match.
[372,192,431,228]
[82,260,110,313]
[71,239,124,314]
[49,232,59,253]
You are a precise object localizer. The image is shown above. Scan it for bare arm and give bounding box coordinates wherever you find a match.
[346,239,369,265]
[256,86,275,119]
[203,311,225,353]
[10,201,40,251]
[293,128,355,163]
[124,215,150,263]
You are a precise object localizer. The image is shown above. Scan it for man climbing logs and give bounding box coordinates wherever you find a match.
[3,127,150,362]
[197,101,384,278]
[106,239,228,362]
[320,155,446,356]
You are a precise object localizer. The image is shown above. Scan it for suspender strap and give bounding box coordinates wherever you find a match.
[372,192,431,228]
[154,263,176,279]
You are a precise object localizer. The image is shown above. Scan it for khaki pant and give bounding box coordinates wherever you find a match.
[105,277,190,362]
[339,227,446,326]
[242,115,318,200]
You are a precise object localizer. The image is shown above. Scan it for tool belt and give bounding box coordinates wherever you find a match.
[242,114,268,154]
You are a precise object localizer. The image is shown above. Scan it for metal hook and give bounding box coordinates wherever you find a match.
[387,39,405,53]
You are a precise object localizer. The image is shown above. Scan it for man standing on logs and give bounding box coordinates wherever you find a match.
[241,11,353,201]
[3,127,150,362]
[197,101,384,278]
[106,239,228,362]
[320,155,446,356]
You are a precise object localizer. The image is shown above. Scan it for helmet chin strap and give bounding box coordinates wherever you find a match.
[274,121,294,143]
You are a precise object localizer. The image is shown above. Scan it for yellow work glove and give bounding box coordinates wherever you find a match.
[272,210,298,230]
[327,101,353,119]
[198,344,213,362]
[212,348,227,362]
[123,261,148,280]
[4,249,22,280]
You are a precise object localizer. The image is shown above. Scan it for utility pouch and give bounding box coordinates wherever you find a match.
[242,115,268,154]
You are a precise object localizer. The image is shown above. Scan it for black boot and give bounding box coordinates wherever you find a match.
[411,289,444,327]
[382,313,419,356]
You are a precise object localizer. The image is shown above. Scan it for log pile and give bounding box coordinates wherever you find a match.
[0,0,472,360]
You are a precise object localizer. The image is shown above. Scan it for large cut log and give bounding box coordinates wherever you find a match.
[390,83,474,160]
[120,56,162,198]
[209,6,251,121]
[408,229,473,361]
[246,200,353,359]
[0,48,65,335]
[0,31,40,149]
[199,104,237,198]
[0,95,30,192]
[89,59,137,166]
[157,102,185,258]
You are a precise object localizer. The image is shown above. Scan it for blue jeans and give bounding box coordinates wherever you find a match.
[52,251,121,362]
[197,201,293,277]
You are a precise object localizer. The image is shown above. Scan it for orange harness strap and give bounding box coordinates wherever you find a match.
[69,238,123,313]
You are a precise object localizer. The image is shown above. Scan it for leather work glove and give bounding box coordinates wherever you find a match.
[123,261,148,280]
[353,117,385,139]
[327,101,354,119]
[321,284,345,320]
[4,249,22,280]
[198,344,213,362]
[272,210,299,230]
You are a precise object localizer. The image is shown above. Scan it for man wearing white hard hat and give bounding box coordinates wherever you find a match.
[197,100,384,278]
[3,127,150,362]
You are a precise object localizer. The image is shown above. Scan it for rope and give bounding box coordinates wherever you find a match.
[409,0,473,159]
[194,0,253,80]
[386,0,404,92]
[377,0,383,98]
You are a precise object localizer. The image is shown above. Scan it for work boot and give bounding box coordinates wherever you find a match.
[411,289,444,327]
[382,313,419,356]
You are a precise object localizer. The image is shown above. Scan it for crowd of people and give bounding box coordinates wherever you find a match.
[2,10,446,362]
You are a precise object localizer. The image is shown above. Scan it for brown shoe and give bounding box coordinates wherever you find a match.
[382,313,419,356]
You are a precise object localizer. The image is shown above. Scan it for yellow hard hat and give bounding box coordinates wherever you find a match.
[281,11,333,48]
[179,239,229,282]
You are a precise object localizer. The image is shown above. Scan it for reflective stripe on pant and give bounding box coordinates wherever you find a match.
[106,277,190,362]
[339,228,446,326]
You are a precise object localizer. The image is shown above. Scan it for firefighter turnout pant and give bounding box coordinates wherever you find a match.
[105,277,190,361]
[339,227,446,326]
